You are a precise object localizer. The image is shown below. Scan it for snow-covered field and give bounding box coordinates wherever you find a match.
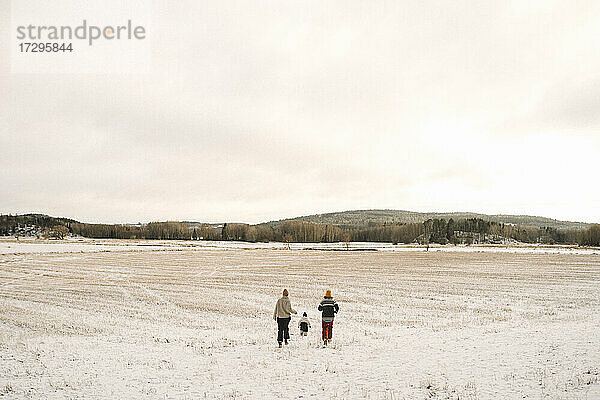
[2,237,599,255]
[1,239,599,399]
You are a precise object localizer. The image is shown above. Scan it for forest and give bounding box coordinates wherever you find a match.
[2,214,599,246]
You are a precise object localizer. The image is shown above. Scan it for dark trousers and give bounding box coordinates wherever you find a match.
[322,320,333,340]
[277,317,291,342]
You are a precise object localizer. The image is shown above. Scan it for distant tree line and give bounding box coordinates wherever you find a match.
[0,214,75,236]
[70,222,211,240]
[579,224,600,247]
[1,214,599,246]
[220,218,592,246]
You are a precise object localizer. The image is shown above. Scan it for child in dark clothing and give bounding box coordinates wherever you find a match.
[298,312,311,336]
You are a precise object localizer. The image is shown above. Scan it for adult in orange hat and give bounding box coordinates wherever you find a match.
[318,289,339,346]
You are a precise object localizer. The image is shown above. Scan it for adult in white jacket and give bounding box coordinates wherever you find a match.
[273,288,297,347]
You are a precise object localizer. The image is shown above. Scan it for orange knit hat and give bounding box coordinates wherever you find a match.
[325,289,332,297]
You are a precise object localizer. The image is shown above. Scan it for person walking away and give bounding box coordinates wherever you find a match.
[318,290,339,346]
[298,312,311,336]
[273,289,297,347]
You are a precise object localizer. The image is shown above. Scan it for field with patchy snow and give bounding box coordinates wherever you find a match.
[1,239,600,399]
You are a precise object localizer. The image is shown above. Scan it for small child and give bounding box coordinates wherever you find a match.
[298,312,311,336]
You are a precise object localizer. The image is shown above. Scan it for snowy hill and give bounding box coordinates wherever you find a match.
[266,209,592,230]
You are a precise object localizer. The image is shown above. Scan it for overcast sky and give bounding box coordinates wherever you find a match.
[1,0,599,224]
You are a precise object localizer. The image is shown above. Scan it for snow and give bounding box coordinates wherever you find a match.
[2,237,599,255]
[1,239,599,398]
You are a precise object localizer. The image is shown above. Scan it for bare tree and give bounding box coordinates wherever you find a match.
[342,231,351,250]
[283,234,293,250]
[49,225,69,239]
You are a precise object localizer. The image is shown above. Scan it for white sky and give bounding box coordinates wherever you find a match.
[1,0,599,224]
